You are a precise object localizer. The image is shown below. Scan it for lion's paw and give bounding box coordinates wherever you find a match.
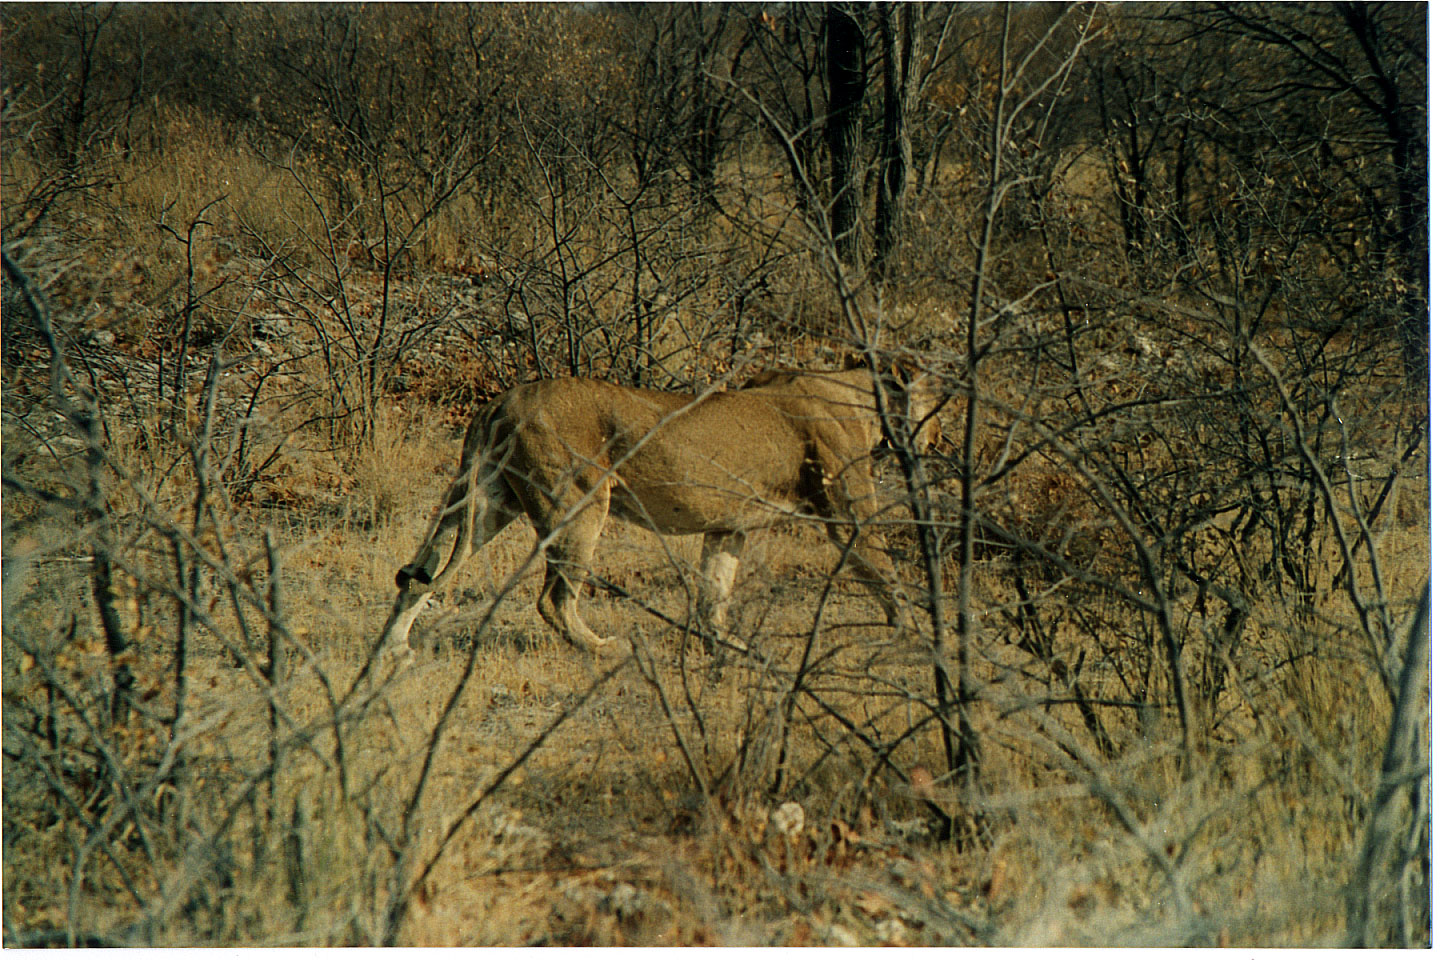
[571,635,632,660]
[592,636,633,660]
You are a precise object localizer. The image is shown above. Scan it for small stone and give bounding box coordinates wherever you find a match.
[877,917,908,945]
[604,882,643,918]
[771,801,805,838]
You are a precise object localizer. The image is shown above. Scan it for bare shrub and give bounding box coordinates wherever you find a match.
[2,0,1427,948]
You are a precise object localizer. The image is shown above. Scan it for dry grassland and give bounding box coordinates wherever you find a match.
[2,70,1428,946]
[3,369,1426,945]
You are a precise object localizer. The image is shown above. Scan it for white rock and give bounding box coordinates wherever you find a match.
[771,801,805,838]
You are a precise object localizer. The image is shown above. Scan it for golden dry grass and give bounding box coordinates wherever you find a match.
[5,385,1422,945]
[2,89,1427,948]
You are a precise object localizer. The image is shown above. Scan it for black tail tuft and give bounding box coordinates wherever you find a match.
[396,566,432,589]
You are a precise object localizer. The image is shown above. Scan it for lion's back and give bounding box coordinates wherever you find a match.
[462,372,883,535]
[479,377,700,474]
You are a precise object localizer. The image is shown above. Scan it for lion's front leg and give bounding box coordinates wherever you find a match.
[808,453,906,629]
[833,530,904,627]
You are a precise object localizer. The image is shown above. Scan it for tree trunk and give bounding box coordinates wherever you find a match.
[826,3,867,267]
[872,3,917,278]
[1336,4,1427,386]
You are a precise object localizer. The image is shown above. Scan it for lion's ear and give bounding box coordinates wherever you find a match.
[842,352,867,371]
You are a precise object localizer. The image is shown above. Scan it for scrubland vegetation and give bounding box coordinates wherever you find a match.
[1,2,1428,947]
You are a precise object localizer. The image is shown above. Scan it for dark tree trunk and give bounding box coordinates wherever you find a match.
[826,3,867,267]
[872,3,917,278]
[1337,3,1428,385]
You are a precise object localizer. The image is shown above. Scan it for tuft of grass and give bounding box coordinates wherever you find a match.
[347,402,443,529]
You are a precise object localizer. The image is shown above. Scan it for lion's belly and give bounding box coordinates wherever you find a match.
[609,440,807,535]
[609,480,803,534]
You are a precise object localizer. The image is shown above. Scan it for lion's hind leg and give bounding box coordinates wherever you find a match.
[524,473,620,656]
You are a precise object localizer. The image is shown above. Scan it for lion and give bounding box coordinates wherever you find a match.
[379,363,943,655]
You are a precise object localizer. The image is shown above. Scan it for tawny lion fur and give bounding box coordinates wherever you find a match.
[380,365,942,654]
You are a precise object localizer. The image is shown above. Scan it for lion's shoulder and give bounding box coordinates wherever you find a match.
[741,366,870,391]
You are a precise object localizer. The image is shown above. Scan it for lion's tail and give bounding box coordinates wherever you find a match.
[397,393,510,590]
[442,392,512,546]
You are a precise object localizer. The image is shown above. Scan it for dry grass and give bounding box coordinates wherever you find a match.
[345,402,448,529]
[5,392,1423,945]
[2,87,1427,949]
[3,228,1427,945]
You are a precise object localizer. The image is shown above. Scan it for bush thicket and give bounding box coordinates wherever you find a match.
[2,2,1427,947]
